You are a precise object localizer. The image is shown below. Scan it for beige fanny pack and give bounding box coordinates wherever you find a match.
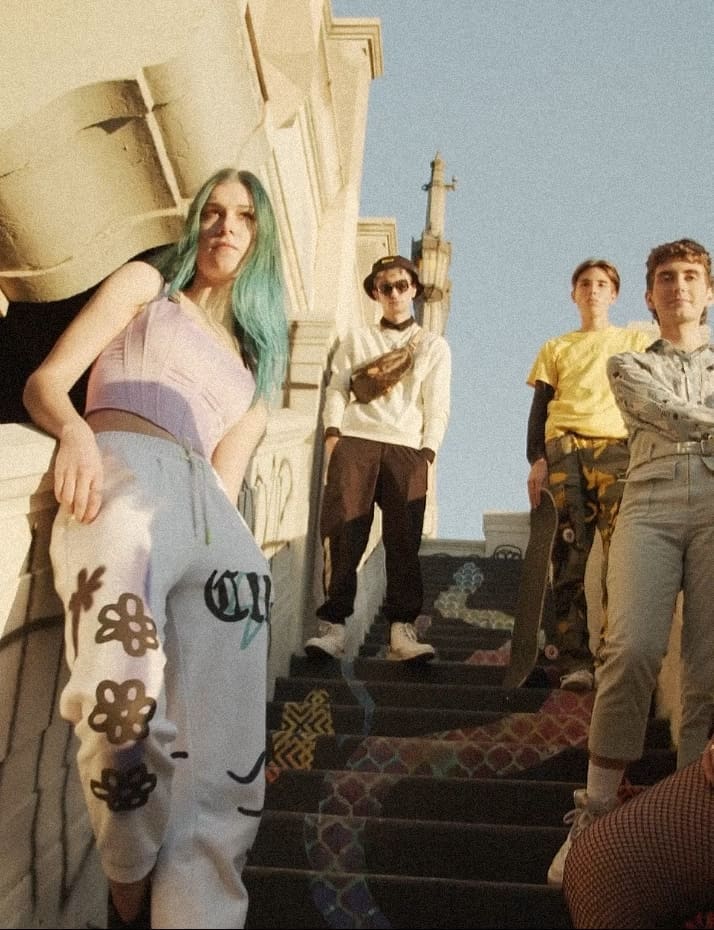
[350,329,423,404]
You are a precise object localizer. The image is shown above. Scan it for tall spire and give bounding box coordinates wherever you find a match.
[411,153,456,539]
[412,152,456,332]
[423,151,457,239]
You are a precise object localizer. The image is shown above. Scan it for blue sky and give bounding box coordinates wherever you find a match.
[332,0,714,539]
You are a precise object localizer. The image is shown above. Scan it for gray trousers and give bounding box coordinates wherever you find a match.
[50,432,270,928]
[591,453,714,768]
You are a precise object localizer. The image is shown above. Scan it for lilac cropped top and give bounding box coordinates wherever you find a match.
[85,290,256,460]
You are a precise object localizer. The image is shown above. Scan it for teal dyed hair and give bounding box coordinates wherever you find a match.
[156,168,289,401]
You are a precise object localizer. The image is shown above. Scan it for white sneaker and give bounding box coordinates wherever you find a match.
[304,621,346,658]
[547,788,612,887]
[388,622,435,663]
[560,668,594,692]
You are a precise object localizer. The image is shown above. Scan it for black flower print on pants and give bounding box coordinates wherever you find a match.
[91,763,158,812]
[89,678,157,744]
[95,591,159,656]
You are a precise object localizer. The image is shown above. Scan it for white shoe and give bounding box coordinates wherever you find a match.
[388,622,435,663]
[547,788,612,887]
[304,621,346,658]
[560,668,594,692]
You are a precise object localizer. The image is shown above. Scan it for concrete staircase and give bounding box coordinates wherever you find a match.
[243,551,676,929]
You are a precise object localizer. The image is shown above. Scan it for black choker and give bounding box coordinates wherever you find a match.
[380,317,414,331]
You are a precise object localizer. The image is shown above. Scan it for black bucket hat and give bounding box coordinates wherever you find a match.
[363,255,424,298]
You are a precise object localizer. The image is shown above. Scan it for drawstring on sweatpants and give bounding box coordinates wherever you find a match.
[182,440,211,545]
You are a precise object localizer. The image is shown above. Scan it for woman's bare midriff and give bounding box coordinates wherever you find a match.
[86,409,179,444]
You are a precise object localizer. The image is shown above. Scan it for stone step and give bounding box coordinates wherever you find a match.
[244,867,572,929]
[274,675,563,711]
[247,809,567,884]
[267,697,672,747]
[264,769,583,826]
[364,625,511,643]
[290,654,508,686]
[268,730,676,785]
[359,641,511,662]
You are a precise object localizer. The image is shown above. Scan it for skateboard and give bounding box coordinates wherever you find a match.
[503,487,558,688]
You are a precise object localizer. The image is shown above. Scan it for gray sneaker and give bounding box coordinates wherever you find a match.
[304,621,346,658]
[388,622,435,663]
[547,788,613,887]
[560,668,594,691]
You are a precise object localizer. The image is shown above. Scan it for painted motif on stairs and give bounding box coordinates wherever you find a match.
[432,560,515,634]
[263,556,601,928]
[269,688,335,774]
[268,682,594,927]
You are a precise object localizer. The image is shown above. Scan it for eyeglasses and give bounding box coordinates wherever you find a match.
[376,279,412,296]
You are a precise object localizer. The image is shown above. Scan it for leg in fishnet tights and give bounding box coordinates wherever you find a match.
[563,760,714,929]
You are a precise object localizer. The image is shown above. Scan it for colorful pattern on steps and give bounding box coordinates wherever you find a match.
[465,639,512,666]
[265,556,585,927]
[268,678,592,927]
[433,560,516,630]
[271,687,592,777]
[267,688,335,777]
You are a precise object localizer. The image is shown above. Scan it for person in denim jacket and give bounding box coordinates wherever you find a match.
[548,238,714,889]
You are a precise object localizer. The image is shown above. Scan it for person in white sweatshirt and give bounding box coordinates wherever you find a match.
[305,255,451,663]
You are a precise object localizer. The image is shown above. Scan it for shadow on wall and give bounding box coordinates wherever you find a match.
[0,611,101,925]
[0,246,168,425]
[0,287,96,423]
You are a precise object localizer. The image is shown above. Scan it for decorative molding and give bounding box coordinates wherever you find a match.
[325,10,383,79]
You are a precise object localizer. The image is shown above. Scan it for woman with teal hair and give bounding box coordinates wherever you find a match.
[23,167,289,928]
[158,168,288,400]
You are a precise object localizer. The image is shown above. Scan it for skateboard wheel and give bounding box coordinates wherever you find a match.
[544,643,559,660]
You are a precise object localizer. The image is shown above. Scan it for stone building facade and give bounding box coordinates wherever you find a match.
[0,2,410,925]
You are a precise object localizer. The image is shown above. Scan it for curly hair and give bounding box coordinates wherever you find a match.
[645,238,712,324]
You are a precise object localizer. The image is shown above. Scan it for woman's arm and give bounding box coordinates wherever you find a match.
[23,261,163,522]
[212,399,269,504]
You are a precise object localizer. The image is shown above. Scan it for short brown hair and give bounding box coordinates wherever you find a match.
[645,238,712,324]
[571,258,620,294]
[645,238,712,291]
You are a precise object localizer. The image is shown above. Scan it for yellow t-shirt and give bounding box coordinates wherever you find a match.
[527,326,656,441]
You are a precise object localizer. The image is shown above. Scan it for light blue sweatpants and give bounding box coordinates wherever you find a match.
[50,432,271,929]
[591,453,714,769]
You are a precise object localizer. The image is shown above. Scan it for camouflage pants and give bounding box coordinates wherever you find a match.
[543,434,630,676]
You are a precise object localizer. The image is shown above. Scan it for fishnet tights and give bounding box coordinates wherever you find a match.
[563,760,714,928]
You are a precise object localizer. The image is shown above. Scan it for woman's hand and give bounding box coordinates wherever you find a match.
[54,419,104,522]
[212,400,268,504]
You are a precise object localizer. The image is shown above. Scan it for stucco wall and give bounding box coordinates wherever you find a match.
[0,2,386,925]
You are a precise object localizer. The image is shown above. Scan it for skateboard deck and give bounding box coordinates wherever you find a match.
[503,487,558,688]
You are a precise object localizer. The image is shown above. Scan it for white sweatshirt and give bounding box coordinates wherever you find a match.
[323,321,451,453]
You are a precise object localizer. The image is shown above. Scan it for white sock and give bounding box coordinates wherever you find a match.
[586,761,624,808]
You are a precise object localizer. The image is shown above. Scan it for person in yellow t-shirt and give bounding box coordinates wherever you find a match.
[526,258,655,691]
